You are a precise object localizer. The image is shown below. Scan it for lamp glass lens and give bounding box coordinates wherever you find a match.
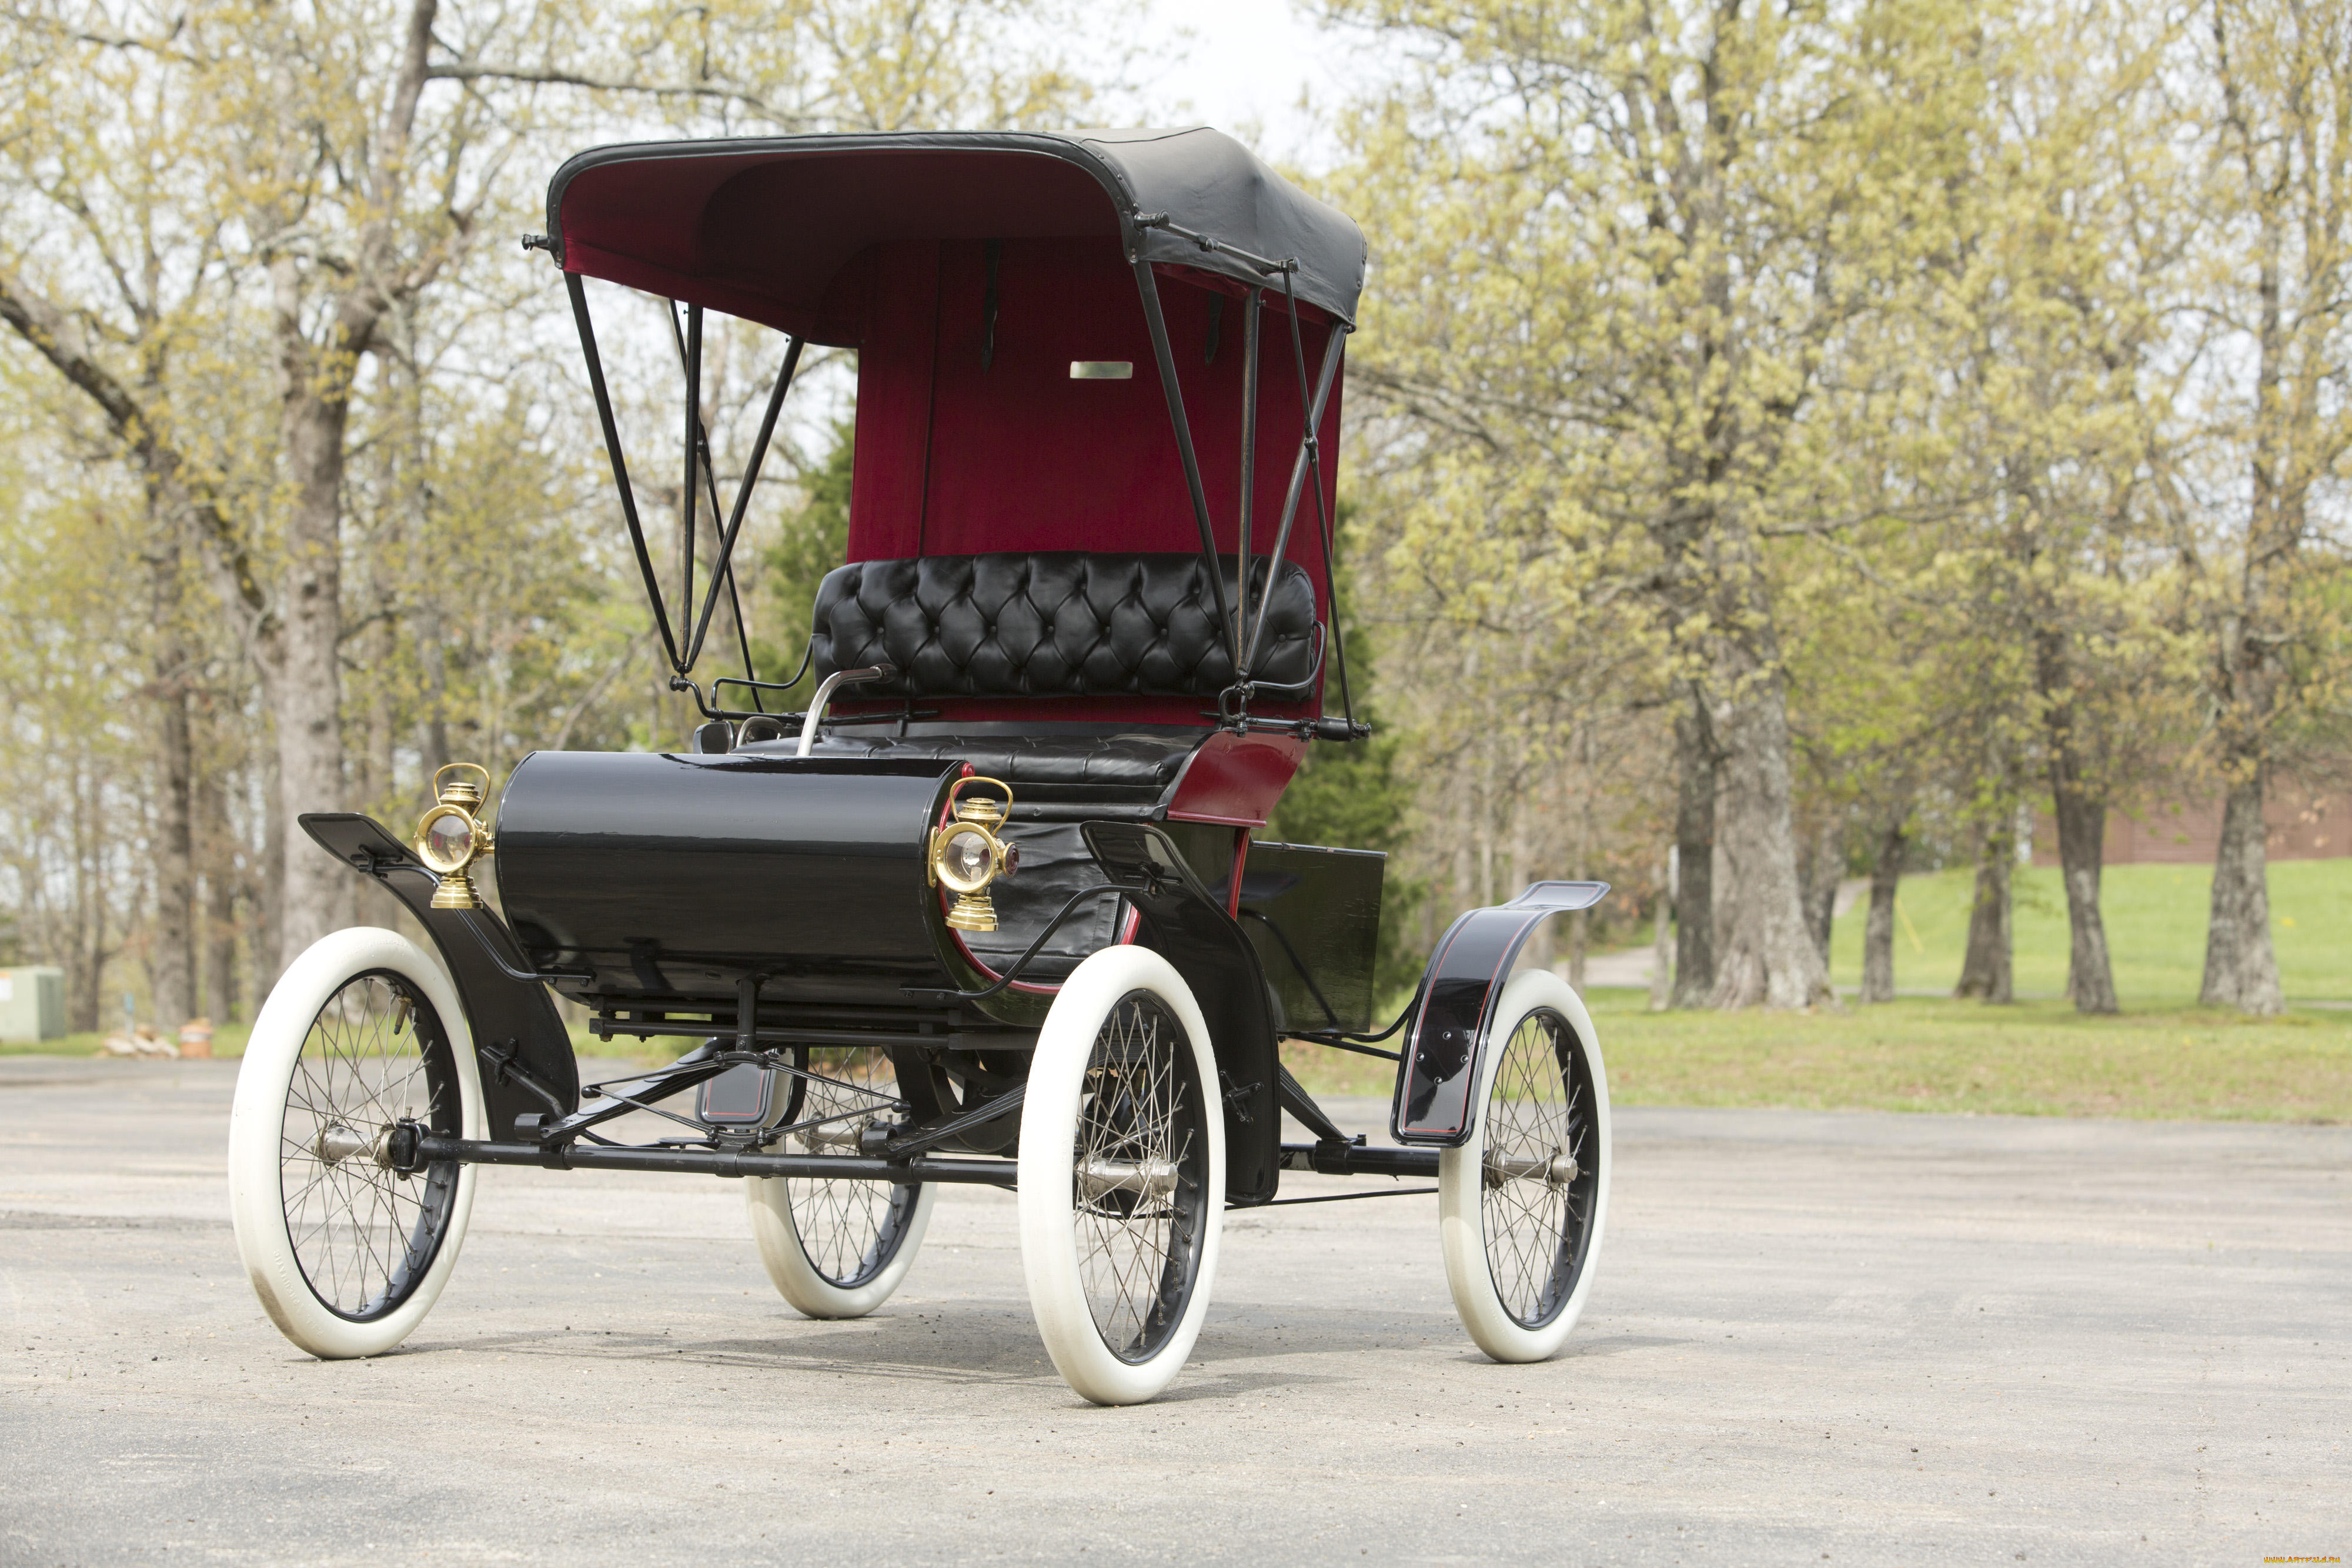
[940,826,994,891]
[423,810,474,871]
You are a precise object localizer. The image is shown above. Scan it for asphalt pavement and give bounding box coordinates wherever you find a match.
[0,1055,2343,1566]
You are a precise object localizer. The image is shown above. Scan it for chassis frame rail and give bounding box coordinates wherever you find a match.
[402,1135,1439,1187]
[1277,1142,1440,1179]
[412,1135,1014,1185]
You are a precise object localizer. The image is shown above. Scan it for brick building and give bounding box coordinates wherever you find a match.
[2030,775,2352,865]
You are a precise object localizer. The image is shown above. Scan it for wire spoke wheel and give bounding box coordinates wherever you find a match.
[230,928,482,1359]
[1071,994,1207,1362]
[747,1051,933,1318]
[1439,969,1611,1363]
[1476,1008,1599,1326]
[278,973,460,1320]
[1021,947,1224,1405]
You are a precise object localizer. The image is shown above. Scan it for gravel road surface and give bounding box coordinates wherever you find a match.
[1,1055,2342,1566]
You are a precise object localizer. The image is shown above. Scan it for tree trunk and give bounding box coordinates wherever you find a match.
[1860,819,1905,1004]
[266,284,354,977]
[195,760,241,1024]
[2039,624,2117,1014]
[1565,745,1588,988]
[1670,701,1717,1008]
[258,0,441,969]
[1648,847,1672,1012]
[360,618,395,818]
[418,596,452,801]
[146,522,196,1033]
[1955,818,2014,1004]
[256,731,285,987]
[1709,673,1833,1010]
[2049,767,2117,1014]
[2196,56,2312,1014]
[1802,814,1839,964]
[69,764,109,1033]
[2200,771,2283,1013]
[206,874,241,1024]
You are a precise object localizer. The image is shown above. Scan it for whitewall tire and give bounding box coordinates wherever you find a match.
[228,927,483,1359]
[1018,945,1224,1406]
[1438,969,1611,1363]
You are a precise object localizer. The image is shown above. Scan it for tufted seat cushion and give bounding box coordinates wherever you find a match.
[810,552,1318,698]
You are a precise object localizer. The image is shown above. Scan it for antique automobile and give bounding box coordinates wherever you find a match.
[225,128,1612,1405]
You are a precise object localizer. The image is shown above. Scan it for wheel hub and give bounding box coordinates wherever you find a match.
[313,1124,371,1165]
[1077,1156,1178,1203]
[795,1121,867,1153]
[1485,1149,1578,1189]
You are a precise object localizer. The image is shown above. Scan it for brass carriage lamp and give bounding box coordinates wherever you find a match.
[929,777,1018,932]
[413,763,496,911]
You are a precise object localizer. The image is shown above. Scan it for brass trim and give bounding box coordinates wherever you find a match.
[413,762,496,910]
[930,777,1015,931]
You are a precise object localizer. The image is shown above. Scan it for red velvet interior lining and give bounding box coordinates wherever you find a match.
[844,237,1344,718]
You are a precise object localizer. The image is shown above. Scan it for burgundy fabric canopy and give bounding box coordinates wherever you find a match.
[546,129,1368,340]
[547,129,1361,734]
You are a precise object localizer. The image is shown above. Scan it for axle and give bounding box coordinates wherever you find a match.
[411,1134,1016,1185]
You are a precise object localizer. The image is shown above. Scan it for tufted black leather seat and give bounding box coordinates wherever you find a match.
[810,552,1318,698]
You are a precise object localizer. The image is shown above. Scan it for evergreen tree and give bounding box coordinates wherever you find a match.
[1265,585,1428,999]
[754,418,856,681]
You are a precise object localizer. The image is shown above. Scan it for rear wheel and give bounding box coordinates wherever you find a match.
[1438,969,1611,1362]
[228,928,482,1359]
[746,1052,935,1318]
[1019,946,1222,1406]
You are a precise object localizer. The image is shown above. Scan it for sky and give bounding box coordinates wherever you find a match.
[1127,0,1357,169]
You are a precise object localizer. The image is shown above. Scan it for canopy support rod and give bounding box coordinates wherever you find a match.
[566,273,682,671]
[666,310,805,680]
[680,303,701,661]
[1236,288,1262,660]
[1132,259,1241,679]
[667,308,757,697]
[687,403,761,704]
[1240,317,1346,684]
[702,336,800,696]
[1281,272,1357,730]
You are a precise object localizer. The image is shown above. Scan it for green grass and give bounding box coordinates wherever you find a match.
[1586,991,2352,1121]
[1828,859,2352,1004]
[1280,991,2352,1122]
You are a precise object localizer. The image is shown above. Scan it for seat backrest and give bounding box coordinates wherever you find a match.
[810,552,1317,698]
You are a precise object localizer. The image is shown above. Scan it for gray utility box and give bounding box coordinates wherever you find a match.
[0,967,66,1043]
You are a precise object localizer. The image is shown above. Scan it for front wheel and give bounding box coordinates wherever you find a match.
[746,1051,936,1318]
[1438,969,1611,1362]
[1018,946,1224,1406]
[228,928,483,1358]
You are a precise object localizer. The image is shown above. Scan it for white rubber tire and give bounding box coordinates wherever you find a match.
[229,927,483,1359]
[1438,969,1611,1363]
[1019,946,1224,1406]
[745,1175,936,1318]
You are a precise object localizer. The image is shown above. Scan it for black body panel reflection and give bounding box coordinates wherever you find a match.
[494,751,959,1008]
[1391,881,1609,1147]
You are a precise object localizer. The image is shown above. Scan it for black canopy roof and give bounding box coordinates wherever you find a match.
[546,127,1368,336]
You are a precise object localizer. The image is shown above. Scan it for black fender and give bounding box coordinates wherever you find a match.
[1390,880,1609,1147]
[1081,821,1283,1206]
[300,814,581,1139]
